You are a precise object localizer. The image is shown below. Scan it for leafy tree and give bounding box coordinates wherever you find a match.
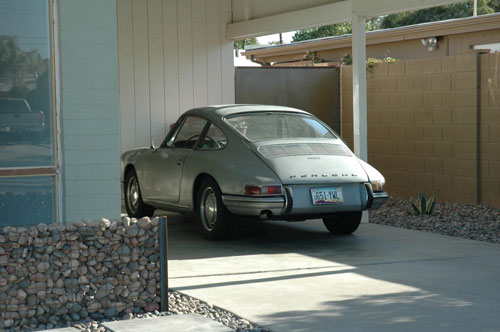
[8,85,29,98]
[0,36,20,81]
[380,0,497,29]
[233,37,258,50]
[1,35,51,135]
[490,0,500,11]
[0,35,47,86]
[292,20,379,42]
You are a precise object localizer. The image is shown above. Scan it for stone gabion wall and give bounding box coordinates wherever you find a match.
[0,217,161,331]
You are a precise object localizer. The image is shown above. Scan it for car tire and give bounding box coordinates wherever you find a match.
[322,211,362,235]
[197,178,233,240]
[124,169,155,218]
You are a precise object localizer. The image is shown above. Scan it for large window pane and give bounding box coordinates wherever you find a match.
[0,176,55,226]
[0,0,53,167]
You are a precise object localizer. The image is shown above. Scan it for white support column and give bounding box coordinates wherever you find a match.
[352,14,369,224]
[351,14,367,162]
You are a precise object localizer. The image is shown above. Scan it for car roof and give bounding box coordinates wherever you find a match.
[183,104,310,119]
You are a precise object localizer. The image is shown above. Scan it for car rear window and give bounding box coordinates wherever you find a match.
[225,112,336,141]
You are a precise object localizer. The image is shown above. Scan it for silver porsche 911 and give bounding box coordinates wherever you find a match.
[121,105,388,240]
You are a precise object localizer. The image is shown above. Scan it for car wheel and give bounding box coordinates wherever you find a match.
[124,169,155,218]
[197,178,233,240]
[322,211,362,235]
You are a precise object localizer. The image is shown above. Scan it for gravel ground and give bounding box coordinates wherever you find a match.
[370,197,500,244]
[43,290,269,332]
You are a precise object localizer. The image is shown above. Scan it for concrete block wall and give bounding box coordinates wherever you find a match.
[480,53,500,207]
[341,53,500,207]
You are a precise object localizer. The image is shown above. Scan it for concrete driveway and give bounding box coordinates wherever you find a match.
[167,214,500,332]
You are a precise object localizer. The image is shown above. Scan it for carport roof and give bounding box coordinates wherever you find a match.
[241,12,500,60]
[228,0,466,40]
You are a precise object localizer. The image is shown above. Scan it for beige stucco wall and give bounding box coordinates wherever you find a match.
[340,53,500,207]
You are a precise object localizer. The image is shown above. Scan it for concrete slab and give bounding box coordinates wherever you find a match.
[102,314,233,332]
[166,214,500,332]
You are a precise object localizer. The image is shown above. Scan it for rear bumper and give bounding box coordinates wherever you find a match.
[368,191,389,210]
[222,183,389,218]
[222,195,285,217]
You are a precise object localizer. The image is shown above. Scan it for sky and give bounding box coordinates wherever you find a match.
[256,31,295,45]
[0,0,50,58]
[234,31,296,66]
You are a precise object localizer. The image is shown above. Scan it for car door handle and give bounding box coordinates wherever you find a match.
[176,159,184,165]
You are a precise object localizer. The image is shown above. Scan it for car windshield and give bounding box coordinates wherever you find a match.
[226,112,336,141]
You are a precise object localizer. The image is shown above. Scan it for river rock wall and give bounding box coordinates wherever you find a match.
[0,217,161,331]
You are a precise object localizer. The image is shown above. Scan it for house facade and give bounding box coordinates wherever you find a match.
[0,0,467,226]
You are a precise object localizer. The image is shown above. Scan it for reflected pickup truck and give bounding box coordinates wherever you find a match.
[0,98,45,136]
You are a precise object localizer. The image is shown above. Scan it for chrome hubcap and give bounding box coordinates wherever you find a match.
[127,176,140,213]
[200,187,217,231]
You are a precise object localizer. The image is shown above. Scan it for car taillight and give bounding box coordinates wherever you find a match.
[370,180,385,192]
[245,185,282,195]
[266,185,282,194]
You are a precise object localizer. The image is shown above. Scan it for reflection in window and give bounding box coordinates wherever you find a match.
[226,112,336,141]
[199,124,227,149]
[0,0,53,167]
[173,117,207,149]
[0,176,55,226]
[0,1,56,226]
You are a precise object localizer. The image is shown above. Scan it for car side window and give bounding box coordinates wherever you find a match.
[162,119,184,148]
[198,123,227,150]
[172,116,207,149]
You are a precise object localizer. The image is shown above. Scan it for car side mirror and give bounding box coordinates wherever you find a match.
[150,141,158,152]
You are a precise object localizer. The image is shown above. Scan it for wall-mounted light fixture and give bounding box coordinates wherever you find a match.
[421,37,438,51]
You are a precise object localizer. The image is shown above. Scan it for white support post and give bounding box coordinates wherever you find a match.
[351,14,367,162]
[352,14,369,224]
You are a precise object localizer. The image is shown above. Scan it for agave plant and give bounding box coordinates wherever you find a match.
[410,193,435,216]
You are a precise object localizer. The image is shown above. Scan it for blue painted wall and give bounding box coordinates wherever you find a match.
[59,0,121,221]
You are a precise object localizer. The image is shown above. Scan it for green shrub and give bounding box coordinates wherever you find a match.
[410,193,435,216]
